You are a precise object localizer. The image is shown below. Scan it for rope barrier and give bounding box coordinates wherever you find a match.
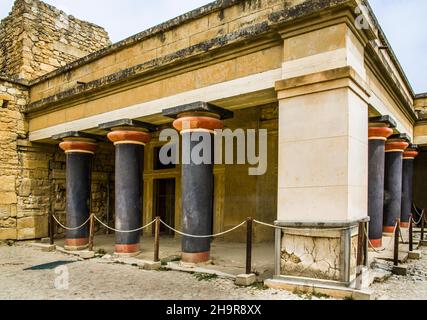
[52,214,92,231]
[363,222,398,254]
[93,215,156,233]
[411,209,425,225]
[159,219,247,238]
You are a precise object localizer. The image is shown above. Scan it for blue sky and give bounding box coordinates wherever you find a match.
[1,0,426,93]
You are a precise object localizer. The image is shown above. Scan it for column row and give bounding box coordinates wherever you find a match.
[53,102,232,263]
[368,116,419,248]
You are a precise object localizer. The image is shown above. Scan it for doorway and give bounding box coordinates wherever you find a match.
[153,178,176,236]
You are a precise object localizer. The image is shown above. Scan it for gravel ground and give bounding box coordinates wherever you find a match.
[1,243,426,300]
[370,247,427,300]
[0,243,305,300]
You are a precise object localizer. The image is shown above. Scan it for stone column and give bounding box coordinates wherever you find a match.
[100,119,155,256]
[163,102,233,264]
[383,134,410,234]
[55,132,98,251]
[401,144,419,228]
[368,116,395,248]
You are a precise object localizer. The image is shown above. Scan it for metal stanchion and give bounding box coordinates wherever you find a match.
[246,217,253,275]
[154,217,160,262]
[356,221,364,279]
[409,215,413,252]
[394,219,400,267]
[421,211,425,242]
[88,214,95,252]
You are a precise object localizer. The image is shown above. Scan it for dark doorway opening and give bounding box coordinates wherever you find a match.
[153,178,176,236]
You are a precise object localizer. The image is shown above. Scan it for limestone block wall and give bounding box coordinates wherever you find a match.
[49,143,115,238]
[0,0,110,81]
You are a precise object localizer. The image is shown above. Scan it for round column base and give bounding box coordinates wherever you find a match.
[115,244,141,257]
[400,222,410,228]
[383,226,396,234]
[65,238,89,251]
[181,251,210,264]
[369,238,382,248]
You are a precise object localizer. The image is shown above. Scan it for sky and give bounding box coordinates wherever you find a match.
[1,0,426,93]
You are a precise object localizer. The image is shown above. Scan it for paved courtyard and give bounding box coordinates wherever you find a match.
[0,241,426,300]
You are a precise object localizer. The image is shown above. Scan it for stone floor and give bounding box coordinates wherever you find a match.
[0,243,303,300]
[56,234,276,280]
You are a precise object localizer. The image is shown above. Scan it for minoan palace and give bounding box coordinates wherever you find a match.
[1,0,426,290]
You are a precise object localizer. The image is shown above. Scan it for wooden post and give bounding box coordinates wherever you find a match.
[421,210,425,242]
[154,216,160,262]
[246,217,253,275]
[356,222,364,272]
[394,219,400,267]
[409,215,413,252]
[364,221,369,267]
[88,214,95,252]
[49,209,55,245]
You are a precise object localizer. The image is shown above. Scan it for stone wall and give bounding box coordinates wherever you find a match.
[0,0,111,240]
[0,0,110,81]
[0,79,30,239]
[49,143,115,238]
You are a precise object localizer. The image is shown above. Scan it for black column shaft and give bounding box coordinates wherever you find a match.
[115,144,144,246]
[401,158,414,224]
[66,152,93,241]
[384,152,403,230]
[181,132,213,255]
[368,139,386,241]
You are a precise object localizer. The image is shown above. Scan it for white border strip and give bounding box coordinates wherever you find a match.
[29,68,282,141]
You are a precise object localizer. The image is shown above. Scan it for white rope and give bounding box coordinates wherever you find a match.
[52,214,91,231]
[159,219,246,238]
[412,210,425,225]
[93,215,156,233]
[253,220,351,232]
[364,222,398,253]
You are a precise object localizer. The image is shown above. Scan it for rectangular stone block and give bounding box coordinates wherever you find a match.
[392,265,408,276]
[0,228,17,240]
[143,261,162,271]
[235,274,257,286]
[408,250,422,260]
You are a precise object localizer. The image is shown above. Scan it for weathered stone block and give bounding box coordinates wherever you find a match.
[0,228,17,240]
[392,265,408,276]
[408,250,422,260]
[143,261,162,271]
[0,192,17,205]
[235,274,257,286]
[0,218,16,228]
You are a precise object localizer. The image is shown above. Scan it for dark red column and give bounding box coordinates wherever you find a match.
[100,119,156,256]
[163,102,233,264]
[368,116,395,248]
[54,132,99,251]
[401,144,419,228]
[383,134,410,234]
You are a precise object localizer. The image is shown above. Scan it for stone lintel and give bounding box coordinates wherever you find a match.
[389,133,411,143]
[369,115,397,129]
[162,101,234,120]
[52,131,104,142]
[98,118,158,132]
